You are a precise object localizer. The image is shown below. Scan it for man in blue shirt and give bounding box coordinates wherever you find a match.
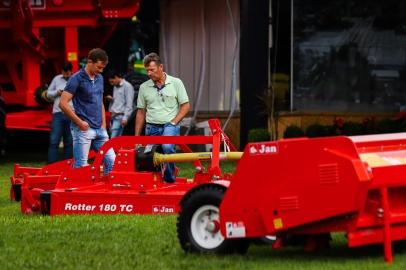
[59,48,115,174]
[46,62,73,163]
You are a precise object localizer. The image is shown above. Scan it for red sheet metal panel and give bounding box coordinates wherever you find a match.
[220,136,371,238]
[217,133,406,262]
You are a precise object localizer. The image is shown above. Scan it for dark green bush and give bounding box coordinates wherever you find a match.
[248,128,271,142]
[282,117,405,140]
[306,124,330,138]
[398,119,406,132]
[283,125,305,138]
[361,117,376,134]
[375,118,398,134]
[325,125,340,136]
[341,121,364,136]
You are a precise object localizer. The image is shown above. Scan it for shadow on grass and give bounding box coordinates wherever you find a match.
[245,238,406,263]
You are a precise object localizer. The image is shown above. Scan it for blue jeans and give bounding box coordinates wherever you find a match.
[70,124,116,174]
[145,122,180,182]
[48,112,73,163]
[110,114,124,138]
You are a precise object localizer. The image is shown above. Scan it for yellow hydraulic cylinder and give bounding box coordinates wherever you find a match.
[153,152,243,166]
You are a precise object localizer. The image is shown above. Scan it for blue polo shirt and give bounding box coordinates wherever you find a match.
[64,68,104,129]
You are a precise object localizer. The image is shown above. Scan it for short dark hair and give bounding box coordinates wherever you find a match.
[62,61,73,72]
[88,48,108,63]
[107,69,123,79]
[143,52,162,66]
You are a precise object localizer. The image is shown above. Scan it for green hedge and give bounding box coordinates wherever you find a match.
[283,125,305,138]
[282,117,406,139]
[248,128,271,142]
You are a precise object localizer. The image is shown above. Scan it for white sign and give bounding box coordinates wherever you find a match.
[249,143,278,155]
[225,221,246,238]
[64,203,134,213]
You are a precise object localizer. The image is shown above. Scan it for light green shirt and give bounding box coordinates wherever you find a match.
[137,74,189,124]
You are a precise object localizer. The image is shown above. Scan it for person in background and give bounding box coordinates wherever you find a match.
[105,70,135,138]
[46,61,73,163]
[59,48,116,174]
[135,52,190,183]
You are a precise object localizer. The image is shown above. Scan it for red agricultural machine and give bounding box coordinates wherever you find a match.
[0,0,141,144]
[10,119,238,214]
[177,132,406,263]
[10,117,406,263]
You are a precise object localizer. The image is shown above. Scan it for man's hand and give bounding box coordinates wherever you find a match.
[171,102,190,126]
[121,119,128,127]
[105,95,113,102]
[78,120,90,131]
[57,90,63,96]
[60,91,85,130]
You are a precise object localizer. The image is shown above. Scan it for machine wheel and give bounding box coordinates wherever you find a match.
[34,84,52,105]
[177,185,249,254]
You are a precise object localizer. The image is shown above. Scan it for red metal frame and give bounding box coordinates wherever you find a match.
[0,0,140,130]
[12,119,234,215]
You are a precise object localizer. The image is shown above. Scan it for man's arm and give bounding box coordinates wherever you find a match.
[122,84,135,125]
[171,78,189,125]
[46,77,60,100]
[171,102,190,125]
[60,91,89,131]
[135,109,146,136]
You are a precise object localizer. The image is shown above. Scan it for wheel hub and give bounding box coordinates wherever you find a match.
[205,220,220,233]
[190,205,224,249]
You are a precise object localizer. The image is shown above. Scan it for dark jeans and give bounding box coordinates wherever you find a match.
[48,112,73,163]
[145,122,180,183]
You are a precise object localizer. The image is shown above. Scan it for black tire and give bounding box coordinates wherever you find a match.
[34,84,52,106]
[12,184,21,201]
[177,185,249,254]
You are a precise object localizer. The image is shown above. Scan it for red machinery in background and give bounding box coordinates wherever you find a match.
[0,0,140,131]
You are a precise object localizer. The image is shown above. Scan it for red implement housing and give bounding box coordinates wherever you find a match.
[216,133,406,263]
[11,119,235,215]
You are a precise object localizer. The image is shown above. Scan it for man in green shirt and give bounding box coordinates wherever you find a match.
[135,53,190,183]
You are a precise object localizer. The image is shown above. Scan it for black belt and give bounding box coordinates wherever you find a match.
[111,112,124,117]
[146,122,165,127]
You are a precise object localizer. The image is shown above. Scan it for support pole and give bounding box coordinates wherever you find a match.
[210,128,222,176]
[380,187,393,263]
[240,0,269,148]
[22,27,40,107]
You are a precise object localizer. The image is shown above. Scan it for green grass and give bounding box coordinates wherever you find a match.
[0,150,405,269]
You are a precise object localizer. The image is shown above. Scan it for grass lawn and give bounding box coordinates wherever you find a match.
[0,149,405,269]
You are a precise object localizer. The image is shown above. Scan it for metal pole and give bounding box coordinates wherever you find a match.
[290,0,294,111]
[153,152,243,166]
